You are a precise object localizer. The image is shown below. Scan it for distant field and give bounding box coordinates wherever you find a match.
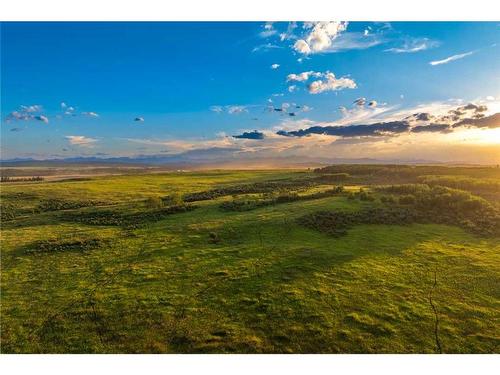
[1,165,499,353]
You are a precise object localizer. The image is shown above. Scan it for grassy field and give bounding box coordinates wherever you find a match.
[1,166,499,353]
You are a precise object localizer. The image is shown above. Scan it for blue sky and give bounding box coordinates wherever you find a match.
[1,22,499,163]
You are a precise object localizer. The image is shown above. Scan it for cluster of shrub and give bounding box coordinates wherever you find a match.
[1,203,18,221]
[313,164,500,185]
[35,198,104,212]
[0,176,44,183]
[418,175,500,195]
[144,193,184,209]
[299,207,422,237]
[62,203,196,228]
[311,173,351,184]
[301,184,500,237]
[183,178,325,202]
[347,188,376,202]
[24,238,107,255]
[219,186,345,212]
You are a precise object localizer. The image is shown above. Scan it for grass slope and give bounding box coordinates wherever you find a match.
[1,169,499,353]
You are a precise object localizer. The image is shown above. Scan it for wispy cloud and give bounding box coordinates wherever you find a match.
[81,111,100,117]
[325,31,386,52]
[210,105,249,114]
[259,22,277,38]
[386,37,440,53]
[430,51,475,66]
[251,43,281,53]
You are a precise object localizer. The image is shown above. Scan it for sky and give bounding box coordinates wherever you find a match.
[1,21,500,164]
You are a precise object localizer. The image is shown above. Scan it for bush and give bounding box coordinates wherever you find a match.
[24,238,107,255]
[35,198,103,212]
[219,186,345,212]
[61,204,197,228]
[1,203,18,221]
[162,193,184,206]
[399,195,416,205]
[145,196,164,209]
[380,195,395,204]
[208,232,221,244]
[313,173,350,183]
[419,175,500,194]
[183,178,320,202]
[375,184,430,195]
[298,207,420,237]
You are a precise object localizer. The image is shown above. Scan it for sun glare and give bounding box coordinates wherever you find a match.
[448,127,500,145]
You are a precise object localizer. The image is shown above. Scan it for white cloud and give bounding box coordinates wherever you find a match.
[20,105,43,113]
[5,104,48,123]
[286,71,321,82]
[386,38,440,53]
[227,105,248,114]
[259,22,277,38]
[325,31,385,52]
[252,43,281,53]
[429,51,475,66]
[211,105,249,115]
[279,22,298,41]
[308,72,357,94]
[82,111,99,117]
[271,63,280,70]
[286,70,357,94]
[293,21,348,55]
[65,135,98,147]
[210,105,224,114]
[288,85,298,93]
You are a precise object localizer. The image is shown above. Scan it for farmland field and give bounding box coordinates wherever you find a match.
[1,165,499,353]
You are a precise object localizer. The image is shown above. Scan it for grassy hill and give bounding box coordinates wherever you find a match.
[1,166,499,353]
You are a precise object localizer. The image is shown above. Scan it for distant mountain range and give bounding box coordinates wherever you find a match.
[0,154,459,168]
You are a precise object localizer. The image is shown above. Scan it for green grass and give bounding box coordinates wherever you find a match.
[1,169,499,353]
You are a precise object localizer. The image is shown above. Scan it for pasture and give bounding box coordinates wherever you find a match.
[1,165,499,353]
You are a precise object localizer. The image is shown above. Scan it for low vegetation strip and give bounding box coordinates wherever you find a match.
[36,198,105,212]
[182,177,334,202]
[23,238,108,255]
[219,186,345,212]
[418,175,500,194]
[0,176,44,183]
[299,207,421,237]
[60,204,197,228]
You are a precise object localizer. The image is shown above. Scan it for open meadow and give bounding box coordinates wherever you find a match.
[1,165,499,353]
